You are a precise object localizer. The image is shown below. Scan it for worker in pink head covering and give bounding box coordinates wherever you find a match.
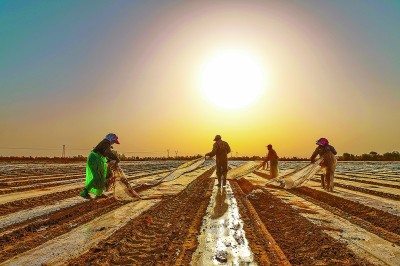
[310,138,337,192]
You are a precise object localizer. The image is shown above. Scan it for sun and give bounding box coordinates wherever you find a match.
[199,50,265,109]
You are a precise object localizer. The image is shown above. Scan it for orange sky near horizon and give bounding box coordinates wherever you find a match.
[1,1,399,158]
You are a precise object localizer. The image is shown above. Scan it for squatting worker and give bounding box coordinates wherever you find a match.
[205,135,231,188]
[310,138,337,192]
[262,144,279,178]
[80,133,120,199]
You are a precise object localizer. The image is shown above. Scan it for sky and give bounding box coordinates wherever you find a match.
[0,0,399,158]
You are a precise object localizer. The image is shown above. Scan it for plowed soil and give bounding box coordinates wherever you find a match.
[230,181,290,265]
[0,197,121,263]
[334,183,400,200]
[294,186,400,237]
[334,176,400,189]
[0,188,82,216]
[247,188,372,266]
[0,180,83,195]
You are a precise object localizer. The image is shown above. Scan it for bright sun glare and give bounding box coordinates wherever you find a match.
[200,50,265,109]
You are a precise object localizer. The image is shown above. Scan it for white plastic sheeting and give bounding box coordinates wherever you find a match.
[227,161,262,180]
[141,158,206,186]
[272,159,322,189]
[163,158,205,182]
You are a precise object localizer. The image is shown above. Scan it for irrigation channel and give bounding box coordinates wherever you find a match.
[0,161,399,265]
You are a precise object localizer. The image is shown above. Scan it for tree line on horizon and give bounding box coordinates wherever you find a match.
[0,151,399,162]
[340,151,400,161]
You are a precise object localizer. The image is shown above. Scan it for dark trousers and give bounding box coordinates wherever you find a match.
[216,159,228,186]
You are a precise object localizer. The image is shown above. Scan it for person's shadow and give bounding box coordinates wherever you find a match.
[211,187,228,219]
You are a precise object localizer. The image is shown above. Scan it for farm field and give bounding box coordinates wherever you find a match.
[0,161,399,265]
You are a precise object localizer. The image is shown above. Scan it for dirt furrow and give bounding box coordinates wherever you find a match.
[333,176,400,189]
[247,188,372,265]
[171,180,214,265]
[0,196,92,231]
[231,180,290,266]
[341,172,400,179]
[0,175,84,188]
[0,179,84,195]
[0,188,82,216]
[290,186,400,244]
[0,197,121,263]
[0,173,81,181]
[333,183,400,200]
[68,168,215,266]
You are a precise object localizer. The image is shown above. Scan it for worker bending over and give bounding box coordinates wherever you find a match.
[80,133,120,199]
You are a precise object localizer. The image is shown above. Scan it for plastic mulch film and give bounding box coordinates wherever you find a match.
[271,159,322,189]
[227,161,263,180]
[177,158,203,169]
[162,157,205,182]
[135,158,206,188]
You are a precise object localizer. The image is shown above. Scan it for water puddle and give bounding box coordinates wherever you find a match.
[191,180,256,265]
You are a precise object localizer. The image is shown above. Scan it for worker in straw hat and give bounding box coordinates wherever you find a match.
[262,144,279,178]
[205,135,231,188]
[310,137,337,192]
[80,133,120,199]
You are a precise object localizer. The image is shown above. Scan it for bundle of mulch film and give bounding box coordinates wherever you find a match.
[266,158,322,189]
[106,163,141,201]
[227,161,263,194]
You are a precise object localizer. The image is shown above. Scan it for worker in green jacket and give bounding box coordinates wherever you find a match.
[80,133,120,199]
